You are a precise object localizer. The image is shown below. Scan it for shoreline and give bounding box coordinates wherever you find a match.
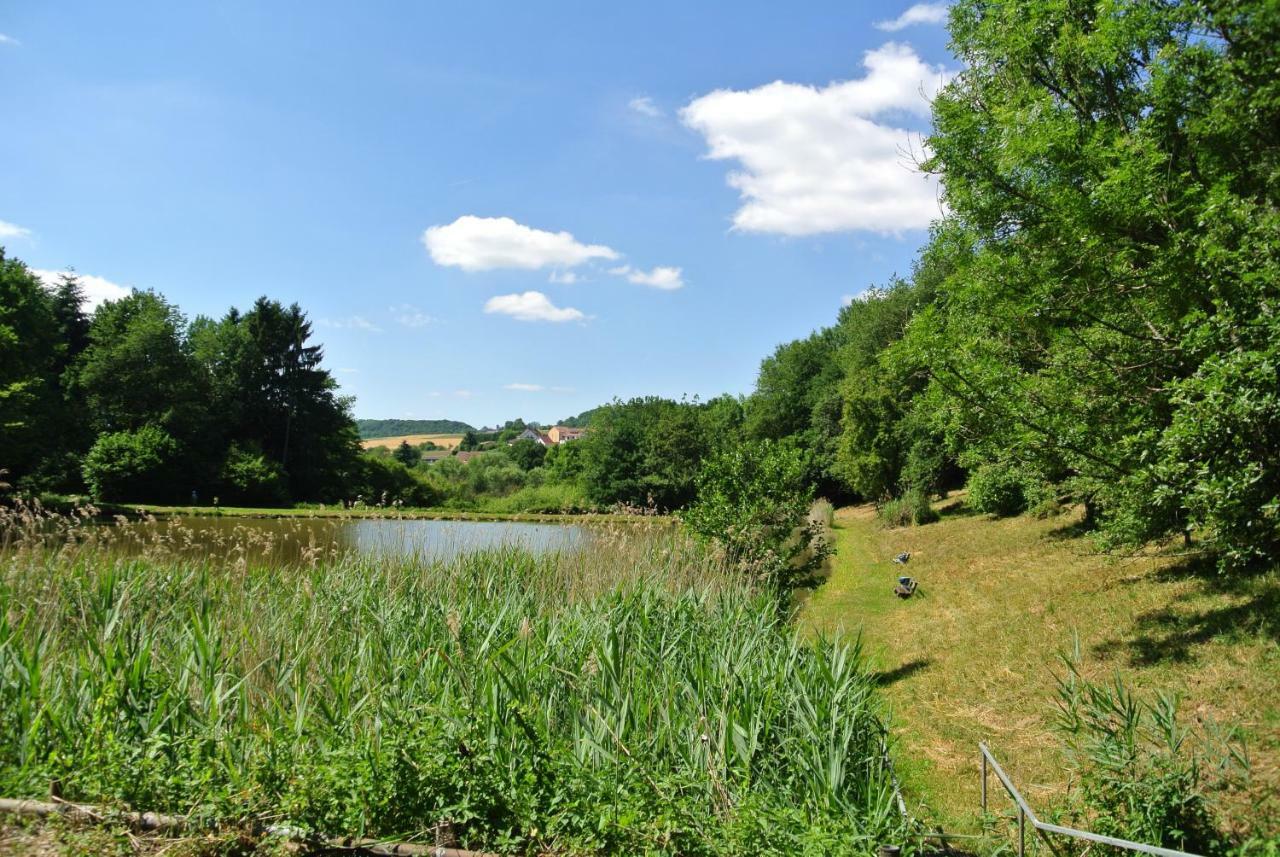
[114,503,672,525]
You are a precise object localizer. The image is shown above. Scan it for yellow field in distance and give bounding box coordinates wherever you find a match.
[360,433,463,451]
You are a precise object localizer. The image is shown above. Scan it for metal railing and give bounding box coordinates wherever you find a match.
[979,742,1204,857]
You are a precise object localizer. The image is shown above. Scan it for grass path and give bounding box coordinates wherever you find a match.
[800,497,1280,836]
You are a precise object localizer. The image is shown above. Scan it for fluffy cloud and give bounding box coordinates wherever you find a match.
[33,269,131,310]
[423,215,618,272]
[629,96,662,118]
[483,291,585,323]
[0,219,32,239]
[680,43,952,235]
[548,270,579,284]
[875,3,949,32]
[610,265,684,290]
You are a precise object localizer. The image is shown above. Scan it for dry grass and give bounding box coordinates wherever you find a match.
[359,433,462,451]
[800,495,1280,835]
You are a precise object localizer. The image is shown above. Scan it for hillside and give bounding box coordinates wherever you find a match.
[801,496,1279,837]
[356,418,474,439]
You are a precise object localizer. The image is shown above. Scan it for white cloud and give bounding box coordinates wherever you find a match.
[483,291,585,323]
[680,43,952,236]
[0,34,19,47]
[875,3,949,32]
[629,96,662,118]
[33,269,131,311]
[0,219,32,239]
[613,265,684,290]
[504,382,545,392]
[548,270,579,284]
[453,389,476,399]
[423,215,619,272]
[317,315,383,333]
[390,303,434,327]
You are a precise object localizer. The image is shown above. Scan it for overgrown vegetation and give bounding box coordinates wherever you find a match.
[0,508,907,854]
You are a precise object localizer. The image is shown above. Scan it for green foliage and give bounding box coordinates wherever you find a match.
[457,429,479,452]
[219,442,288,506]
[354,418,474,439]
[392,440,418,468]
[0,531,908,853]
[507,438,547,471]
[683,439,829,594]
[579,397,710,510]
[356,455,441,507]
[876,489,938,528]
[1054,653,1240,854]
[966,464,1029,518]
[0,252,63,484]
[82,426,182,502]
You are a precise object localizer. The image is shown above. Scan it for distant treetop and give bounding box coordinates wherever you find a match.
[356,418,475,439]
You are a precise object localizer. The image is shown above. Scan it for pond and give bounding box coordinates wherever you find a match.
[14,514,589,565]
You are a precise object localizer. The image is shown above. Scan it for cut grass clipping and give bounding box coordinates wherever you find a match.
[0,512,908,855]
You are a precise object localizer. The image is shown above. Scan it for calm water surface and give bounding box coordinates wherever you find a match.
[38,515,588,565]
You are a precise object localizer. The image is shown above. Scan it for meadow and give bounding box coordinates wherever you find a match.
[0,505,908,855]
[801,496,1279,844]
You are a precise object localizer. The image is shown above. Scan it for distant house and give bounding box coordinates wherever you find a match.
[454,450,485,463]
[514,426,554,446]
[420,450,449,465]
[547,425,586,444]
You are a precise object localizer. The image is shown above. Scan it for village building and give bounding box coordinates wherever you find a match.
[547,425,586,444]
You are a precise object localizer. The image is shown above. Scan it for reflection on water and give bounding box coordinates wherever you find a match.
[20,515,588,565]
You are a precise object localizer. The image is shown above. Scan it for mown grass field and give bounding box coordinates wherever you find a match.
[360,433,463,451]
[800,496,1280,838]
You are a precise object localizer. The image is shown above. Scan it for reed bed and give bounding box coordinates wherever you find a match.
[0,506,906,854]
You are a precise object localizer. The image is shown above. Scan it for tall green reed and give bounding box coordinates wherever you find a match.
[0,512,906,854]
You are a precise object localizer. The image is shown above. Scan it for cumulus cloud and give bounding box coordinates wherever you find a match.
[629,96,662,118]
[484,291,585,323]
[0,219,32,239]
[609,265,684,290]
[33,269,131,311]
[504,383,545,392]
[548,270,579,284]
[317,315,383,333]
[423,215,618,272]
[680,43,952,235]
[875,3,949,32]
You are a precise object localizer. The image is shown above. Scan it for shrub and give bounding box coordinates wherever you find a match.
[1054,653,1240,855]
[877,488,938,527]
[218,443,288,506]
[967,463,1028,517]
[82,426,181,502]
[683,439,830,595]
[357,455,440,507]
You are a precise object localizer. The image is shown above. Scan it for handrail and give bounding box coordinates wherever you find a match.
[979,743,1204,857]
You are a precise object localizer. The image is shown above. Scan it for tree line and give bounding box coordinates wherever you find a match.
[0,260,363,505]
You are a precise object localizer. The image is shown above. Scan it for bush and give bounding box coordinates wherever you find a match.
[356,456,440,507]
[683,439,829,595]
[82,426,181,502]
[218,443,288,506]
[877,488,938,527]
[1054,653,1240,855]
[966,463,1028,517]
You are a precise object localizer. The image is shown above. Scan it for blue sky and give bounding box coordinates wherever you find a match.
[0,2,955,427]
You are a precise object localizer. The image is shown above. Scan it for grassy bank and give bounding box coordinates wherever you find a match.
[0,513,905,855]
[801,497,1280,839]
